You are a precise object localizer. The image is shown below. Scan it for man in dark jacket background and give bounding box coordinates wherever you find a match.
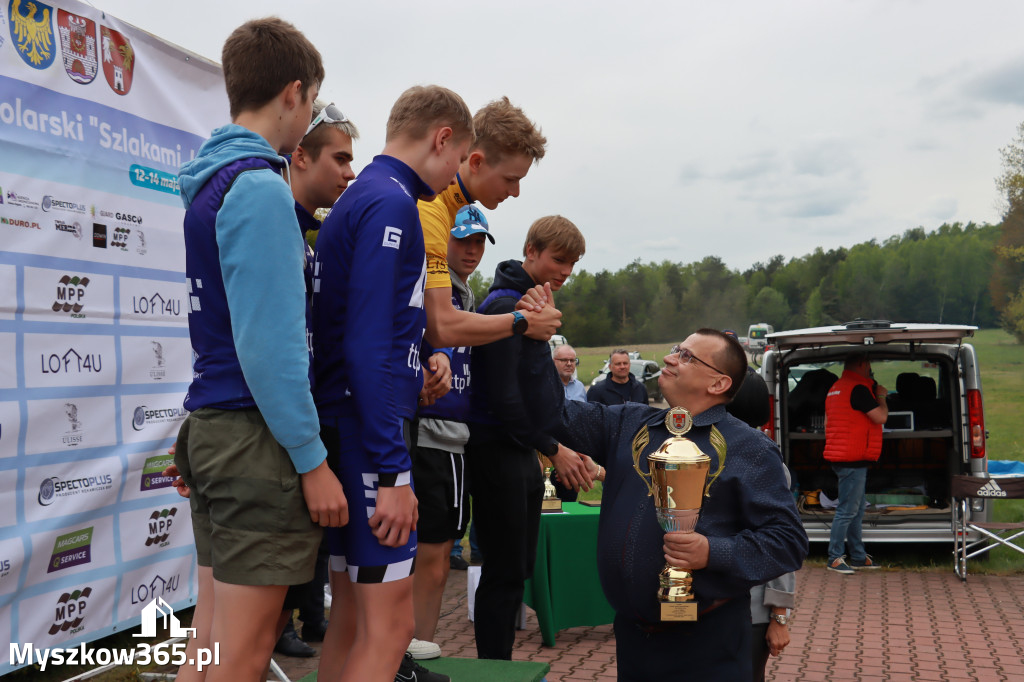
[587,349,649,405]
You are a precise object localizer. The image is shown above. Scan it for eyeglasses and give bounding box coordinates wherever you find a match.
[555,357,580,366]
[670,344,727,375]
[305,102,348,137]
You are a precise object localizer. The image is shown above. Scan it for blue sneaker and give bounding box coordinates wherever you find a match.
[827,556,854,574]
[851,554,882,570]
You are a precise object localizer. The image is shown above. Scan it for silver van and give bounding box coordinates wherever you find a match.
[761,320,988,543]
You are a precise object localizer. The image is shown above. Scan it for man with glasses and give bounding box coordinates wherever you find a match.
[548,328,808,679]
[553,344,587,402]
[587,349,649,405]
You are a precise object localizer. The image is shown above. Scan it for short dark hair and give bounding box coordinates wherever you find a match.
[844,352,869,370]
[610,349,630,360]
[222,18,324,119]
[695,327,747,400]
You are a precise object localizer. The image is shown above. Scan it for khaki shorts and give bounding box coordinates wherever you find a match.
[175,408,322,586]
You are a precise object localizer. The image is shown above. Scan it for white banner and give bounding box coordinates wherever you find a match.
[1,0,226,672]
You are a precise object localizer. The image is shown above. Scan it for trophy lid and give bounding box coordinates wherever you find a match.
[649,439,710,466]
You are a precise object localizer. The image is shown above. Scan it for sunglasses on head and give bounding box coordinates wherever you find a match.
[670,344,727,375]
[305,102,348,137]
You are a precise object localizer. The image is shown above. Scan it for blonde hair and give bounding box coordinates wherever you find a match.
[472,97,547,165]
[523,215,586,259]
[385,85,474,143]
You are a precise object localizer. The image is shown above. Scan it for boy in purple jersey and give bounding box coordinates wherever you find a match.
[312,85,473,682]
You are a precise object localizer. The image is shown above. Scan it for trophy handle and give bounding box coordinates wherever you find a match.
[631,425,655,497]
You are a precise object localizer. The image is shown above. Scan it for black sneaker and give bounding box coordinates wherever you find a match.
[274,628,315,658]
[395,652,450,682]
[449,555,469,571]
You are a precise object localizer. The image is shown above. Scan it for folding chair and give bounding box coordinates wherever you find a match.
[952,474,1024,580]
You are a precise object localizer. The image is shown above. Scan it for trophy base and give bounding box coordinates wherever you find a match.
[660,601,698,621]
[541,498,563,513]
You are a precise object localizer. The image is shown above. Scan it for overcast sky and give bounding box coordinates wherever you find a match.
[88,0,1024,278]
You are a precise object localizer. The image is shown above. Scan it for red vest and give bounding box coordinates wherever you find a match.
[823,370,883,463]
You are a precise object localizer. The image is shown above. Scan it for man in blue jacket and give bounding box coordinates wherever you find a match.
[553,329,808,680]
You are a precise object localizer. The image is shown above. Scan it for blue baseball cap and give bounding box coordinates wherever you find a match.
[451,205,495,244]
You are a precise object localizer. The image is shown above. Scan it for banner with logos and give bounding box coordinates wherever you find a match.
[1,0,227,672]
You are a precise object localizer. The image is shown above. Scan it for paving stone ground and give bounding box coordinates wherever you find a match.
[275,564,1024,682]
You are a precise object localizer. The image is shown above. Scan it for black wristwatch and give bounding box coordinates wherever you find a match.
[540,441,559,457]
[511,311,528,336]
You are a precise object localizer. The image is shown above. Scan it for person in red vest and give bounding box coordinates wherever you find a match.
[824,352,888,574]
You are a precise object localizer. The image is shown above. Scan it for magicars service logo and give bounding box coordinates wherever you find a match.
[42,195,86,214]
[62,402,83,446]
[49,586,92,635]
[8,0,56,69]
[145,508,177,547]
[47,527,93,574]
[53,219,82,240]
[52,274,89,317]
[132,405,187,432]
[140,454,175,491]
[100,25,133,95]
[57,9,97,84]
[37,471,114,507]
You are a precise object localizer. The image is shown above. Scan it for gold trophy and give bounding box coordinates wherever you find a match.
[632,406,711,621]
[541,467,562,513]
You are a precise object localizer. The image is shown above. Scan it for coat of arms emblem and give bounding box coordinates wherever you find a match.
[8,0,56,69]
[57,9,96,84]
[100,24,134,95]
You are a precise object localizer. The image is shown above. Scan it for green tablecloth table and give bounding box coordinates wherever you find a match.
[523,501,615,645]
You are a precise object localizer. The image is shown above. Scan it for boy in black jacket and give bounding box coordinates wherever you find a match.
[466,215,589,659]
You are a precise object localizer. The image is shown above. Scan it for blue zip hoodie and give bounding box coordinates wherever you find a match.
[178,124,327,474]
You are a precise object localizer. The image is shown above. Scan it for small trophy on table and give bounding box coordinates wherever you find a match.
[541,467,562,513]
[632,406,710,621]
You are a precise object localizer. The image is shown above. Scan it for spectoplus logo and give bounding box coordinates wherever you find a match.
[132,405,187,431]
[47,527,94,574]
[92,223,107,248]
[40,347,103,375]
[37,472,114,507]
[140,454,175,491]
[1,215,41,230]
[54,219,83,240]
[0,557,11,580]
[42,195,87,213]
[145,508,178,547]
[52,274,89,317]
[49,587,93,636]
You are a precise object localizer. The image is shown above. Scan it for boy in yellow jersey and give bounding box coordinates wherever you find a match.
[410,98,591,660]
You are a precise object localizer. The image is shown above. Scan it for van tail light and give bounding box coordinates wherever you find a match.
[967,389,985,458]
[762,397,775,441]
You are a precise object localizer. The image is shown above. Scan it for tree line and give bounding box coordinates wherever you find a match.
[469,221,1001,347]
